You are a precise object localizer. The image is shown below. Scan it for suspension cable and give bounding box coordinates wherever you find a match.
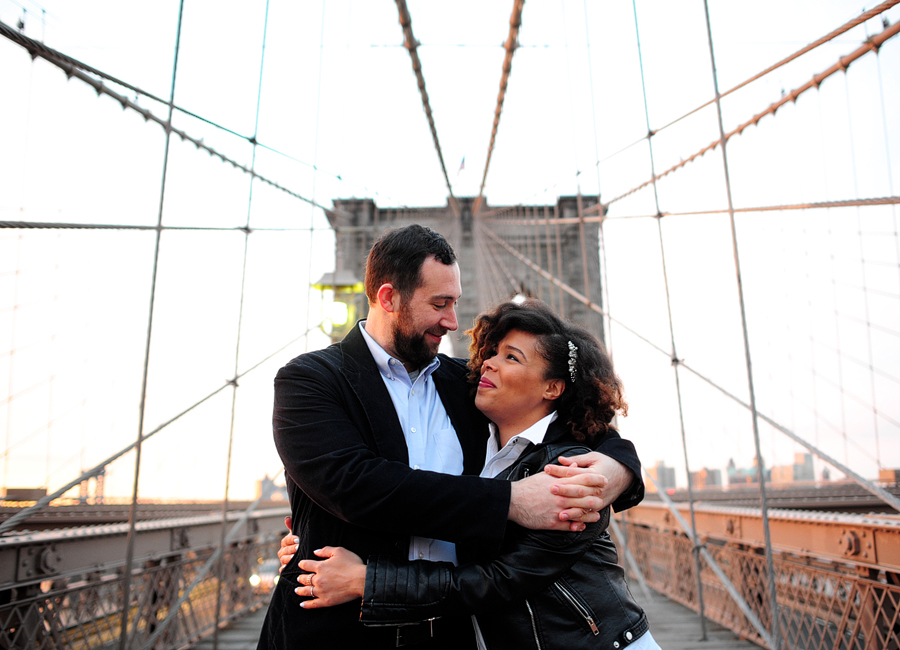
[211,0,273,643]
[604,20,900,210]
[393,0,460,218]
[474,0,525,215]
[0,19,361,220]
[593,0,900,170]
[0,19,401,202]
[630,0,708,637]
[0,325,319,536]
[701,2,780,644]
[119,4,185,643]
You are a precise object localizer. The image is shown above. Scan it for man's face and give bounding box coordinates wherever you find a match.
[390,256,461,370]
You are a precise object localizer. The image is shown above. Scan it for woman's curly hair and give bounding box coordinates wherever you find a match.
[466,299,627,443]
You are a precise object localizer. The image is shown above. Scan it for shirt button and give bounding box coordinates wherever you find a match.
[413,465,420,470]
[626,632,633,640]
[418,552,424,559]
[410,427,416,433]
[411,390,415,395]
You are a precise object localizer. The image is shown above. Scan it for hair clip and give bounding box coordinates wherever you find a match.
[567,340,578,383]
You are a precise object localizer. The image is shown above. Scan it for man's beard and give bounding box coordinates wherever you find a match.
[392,305,445,370]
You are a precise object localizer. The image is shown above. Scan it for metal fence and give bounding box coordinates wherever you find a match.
[615,505,900,650]
[0,508,286,650]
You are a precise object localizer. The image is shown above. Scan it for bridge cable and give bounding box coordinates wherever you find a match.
[210,0,274,645]
[393,0,460,219]
[593,0,900,171]
[875,24,899,473]
[0,221,334,232]
[843,70,884,472]
[602,19,900,212]
[304,2,329,355]
[0,325,320,536]
[471,3,900,221]
[701,2,781,644]
[0,20,412,207]
[119,3,186,645]
[0,20,374,222]
[629,0,708,637]
[473,0,525,216]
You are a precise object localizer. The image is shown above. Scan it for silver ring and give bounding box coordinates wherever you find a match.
[310,585,314,598]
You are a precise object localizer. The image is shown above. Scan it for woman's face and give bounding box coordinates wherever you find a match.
[475,330,563,432]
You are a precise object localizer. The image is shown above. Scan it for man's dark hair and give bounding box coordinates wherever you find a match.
[364,225,457,303]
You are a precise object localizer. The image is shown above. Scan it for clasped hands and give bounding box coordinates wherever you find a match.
[278,451,627,607]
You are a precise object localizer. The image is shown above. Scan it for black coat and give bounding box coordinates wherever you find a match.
[257,324,644,649]
[359,419,649,649]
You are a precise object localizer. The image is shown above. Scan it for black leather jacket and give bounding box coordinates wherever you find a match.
[359,420,649,649]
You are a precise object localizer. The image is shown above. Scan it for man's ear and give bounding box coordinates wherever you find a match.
[544,379,565,402]
[376,283,400,313]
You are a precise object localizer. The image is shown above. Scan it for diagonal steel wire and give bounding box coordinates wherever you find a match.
[474,0,525,215]
[0,19,408,203]
[0,19,354,221]
[604,20,900,210]
[0,325,318,536]
[592,0,900,171]
[393,0,459,218]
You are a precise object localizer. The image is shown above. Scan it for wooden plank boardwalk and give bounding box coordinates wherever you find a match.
[193,607,268,650]
[204,591,764,649]
[635,590,763,649]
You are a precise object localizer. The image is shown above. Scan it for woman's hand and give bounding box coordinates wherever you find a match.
[296,547,366,609]
[277,516,299,573]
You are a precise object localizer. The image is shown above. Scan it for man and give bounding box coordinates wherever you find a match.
[257,225,643,649]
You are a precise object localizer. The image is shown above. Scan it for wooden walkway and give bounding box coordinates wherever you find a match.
[203,591,763,649]
[634,590,763,649]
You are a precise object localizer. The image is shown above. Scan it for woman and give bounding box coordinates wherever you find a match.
[284,299,659,649]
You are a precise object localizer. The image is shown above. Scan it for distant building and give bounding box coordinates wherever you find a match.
[647,461,677,492]
[256,474,288,502]
[879,468,900,484]
[726,457,769,485]
[690,467,722,489]
[794,453,814,482]
[771,453,815,484]
[3,487,47,501]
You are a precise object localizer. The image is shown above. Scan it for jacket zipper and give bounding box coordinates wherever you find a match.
[552,581,600,635]
[524,599,542,649]
[523,467,530,477]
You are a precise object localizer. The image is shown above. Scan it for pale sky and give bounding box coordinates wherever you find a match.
[1,0,898,501]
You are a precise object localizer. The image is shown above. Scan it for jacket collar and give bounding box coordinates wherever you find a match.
[337,322,488,471]
[338,323,409,463]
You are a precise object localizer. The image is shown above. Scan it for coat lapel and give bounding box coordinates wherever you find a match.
[338,324,409,464]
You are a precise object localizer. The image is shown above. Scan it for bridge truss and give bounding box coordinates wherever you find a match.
[1,1,899,649]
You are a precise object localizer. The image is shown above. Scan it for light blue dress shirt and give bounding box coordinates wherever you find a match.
[359,322,463,564]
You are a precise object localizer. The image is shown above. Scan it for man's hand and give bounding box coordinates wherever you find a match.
[296,547,366,609]
[278,516,299,573]
[508,452,632,531]
[546,451,632,515]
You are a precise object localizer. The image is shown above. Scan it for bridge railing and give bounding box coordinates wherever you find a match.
[0,507,288,650]
[615,503,900,650]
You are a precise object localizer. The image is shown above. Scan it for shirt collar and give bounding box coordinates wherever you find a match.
[359,320,440,382]
[488,410,558,450]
